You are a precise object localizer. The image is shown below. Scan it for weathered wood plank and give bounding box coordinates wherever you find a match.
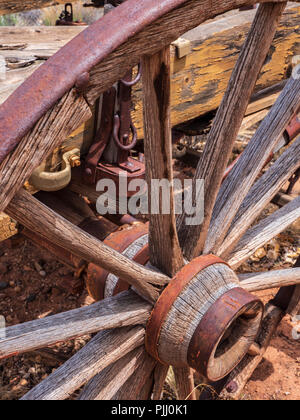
[218,135,300,259]
[0,0,75,16]
[21,326,145,400]
[205,74,300,256]
[131,3,300,138]
[177,2,287,259]
[142,46,184,277]
[240,268,300,292]
[0,212,17,241]
[6,189,170,304]
[228,196,300,269]
[0,291,151,360]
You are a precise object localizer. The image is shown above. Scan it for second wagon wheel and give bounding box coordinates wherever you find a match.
[0,0,299,400]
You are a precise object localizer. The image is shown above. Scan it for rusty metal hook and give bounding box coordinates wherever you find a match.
[120,64,141,87]
[113,114,137,151]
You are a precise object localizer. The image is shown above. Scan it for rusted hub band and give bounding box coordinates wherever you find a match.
[145,255,229,363]
[187,287,263,381]
[85,224,148,300]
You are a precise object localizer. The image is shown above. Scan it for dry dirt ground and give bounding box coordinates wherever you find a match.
[0,215,299,400]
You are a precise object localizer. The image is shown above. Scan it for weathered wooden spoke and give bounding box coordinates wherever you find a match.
[205,74,300,255]
[218,135,300,259]
[177,2,287,259]
[21,326,145,400]
[5,189,169,304]
[0,291,151,360]
[228,196,300,269]
[240,268,300,292]
[142,46,184,277]
[78,347,147,400]
[0,0,299,402]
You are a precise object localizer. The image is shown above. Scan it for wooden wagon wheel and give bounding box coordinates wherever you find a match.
[0,0,299,400]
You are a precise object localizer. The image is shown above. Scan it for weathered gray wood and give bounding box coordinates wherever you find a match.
[174,367,196,400]
[205,74,300,255]
[219,304,284,400]
[287,256,300,317]
[78,347,146,400]
[177,2,287,259]
[113,353,156,400]
[142,46,184,277]
[6,189,170,304]
[21,326,145,400]
[0,291,151,360]
[287,286,300,316]
[152,363,169,400]
[218,135,300,259]
[240,268,300,292]
[158,263,239,369]
[0,0,74,15]
[228,196,300,269]
[0,89,92,214]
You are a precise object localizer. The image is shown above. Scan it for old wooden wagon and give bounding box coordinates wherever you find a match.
[0,0,299,400]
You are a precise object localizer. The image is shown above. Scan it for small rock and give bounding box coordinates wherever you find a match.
[26,293,36,303]
[39,270,46,277]
[14,286,21,293]
[0,281,8,290]
[267,250,278,261]
[9,281,15,287]
[254,248,267,259]
[33,261,42,272]
[19,379,28,386]
[23,265,32,272]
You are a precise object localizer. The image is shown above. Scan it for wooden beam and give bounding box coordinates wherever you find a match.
[228,196,300,269]
[0,0,73,16]
[240,268,300,292]
[6,189,170,304]
[218,136,300,259]
[78,347,146,400]
[142,46,184,277]
[205,74,300,256]
[0,291,151,360]
[177,2,287,259]
[21,326,145,400]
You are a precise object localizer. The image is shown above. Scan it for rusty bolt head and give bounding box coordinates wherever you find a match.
[226,381,238,394]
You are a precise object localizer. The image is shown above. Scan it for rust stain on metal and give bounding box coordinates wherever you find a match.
[85,224,148,301]
[145,255,229,363]
[113,243,149,295]
[0,0,189,164]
